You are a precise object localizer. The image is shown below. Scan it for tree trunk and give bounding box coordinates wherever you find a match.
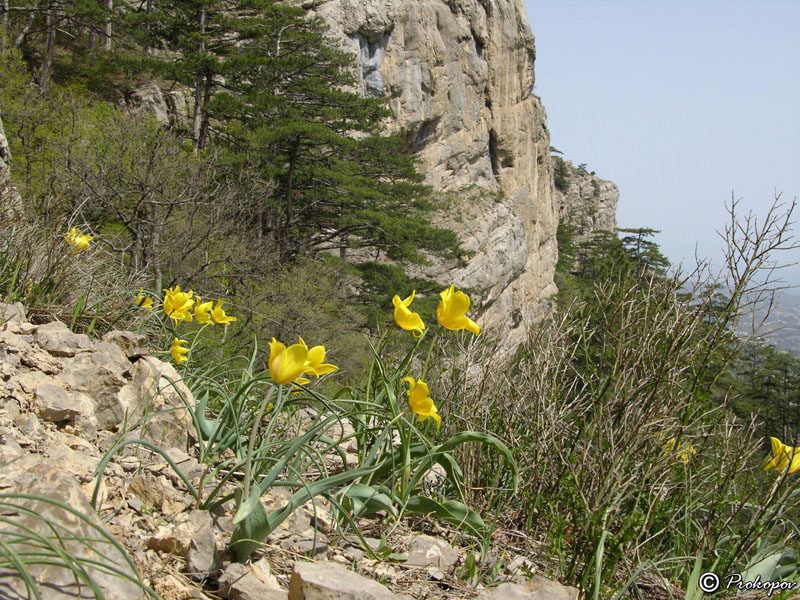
[191,5,206,148]
[198,72,212,149]
[13,0,38,48]
[2,0,8,52]
[104,0,112,51]
[39,2,57,91]
[284,138,300,231]
[152,203,163,294]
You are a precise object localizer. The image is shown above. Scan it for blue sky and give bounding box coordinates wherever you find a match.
[524,0,800,283]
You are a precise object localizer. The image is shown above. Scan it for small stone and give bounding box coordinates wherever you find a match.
[476,576,580,600]
[506,555,535,577]
[128,474,192,515]
[35,383,80,422]
[404,534,459,570]
[289,561,406,600]
[342,547,365,562]
[0,302,27,326]
[219,562,288,600]
[281,533,330,557]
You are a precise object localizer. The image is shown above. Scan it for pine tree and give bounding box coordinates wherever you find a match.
[201,0,457,260]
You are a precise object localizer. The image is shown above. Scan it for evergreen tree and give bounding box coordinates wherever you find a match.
[209,0,457,261]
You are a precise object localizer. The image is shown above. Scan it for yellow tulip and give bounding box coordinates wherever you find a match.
[402,377,441,429]
[392,291,425,337]
[764,437,800,474]
[64,227,93,254]
[136,290,153,310]
[163,286,195,324]
[195,298,214,324]
[662,437,695,464]
[269,337,309,384]
[211,300,237,327]
[170,337,190,365]
[302,338,338,377]
[437,285,480,335]
[292,377,311,395]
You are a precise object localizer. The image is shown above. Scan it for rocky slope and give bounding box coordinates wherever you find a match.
[0,304,580,600]
[311,0,558,349]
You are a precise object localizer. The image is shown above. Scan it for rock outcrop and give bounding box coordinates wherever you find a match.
[0,115,23,219]
[312,0,558,348]
[554,157,619,243]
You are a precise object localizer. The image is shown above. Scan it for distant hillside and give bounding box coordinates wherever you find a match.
[745,290,800,354]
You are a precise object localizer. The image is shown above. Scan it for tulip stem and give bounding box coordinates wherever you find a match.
[243,385,276,503]
[420,326,442,383]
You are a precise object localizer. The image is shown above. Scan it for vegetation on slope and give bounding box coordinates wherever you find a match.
[3,2,800,597]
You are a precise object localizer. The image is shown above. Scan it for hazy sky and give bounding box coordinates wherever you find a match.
[524,0,800,283]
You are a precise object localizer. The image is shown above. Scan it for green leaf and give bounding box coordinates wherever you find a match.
[405,496,486,536]
[229,494,271,563]
[232,488,262,525]
[341,484,398,518]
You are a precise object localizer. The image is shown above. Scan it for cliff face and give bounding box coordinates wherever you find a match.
[311,0,558,348]
[0,117,22,218]
[554,158,619,243]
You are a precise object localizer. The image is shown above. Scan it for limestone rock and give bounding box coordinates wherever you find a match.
[555,158,619,244]
[128,473,193,515]
[476,576,580,600]
[0,302,27,327]
[102,330,149,359]
[289,561,411,600]
[404,534,459,570]
[147,510,218,576]
[129,83,170,125]
[0,456,146,600]
[117,356,194,449]
[0,115,24,219]
[218,562,287,600]
[34,321,93,357]
[313,0,559,350]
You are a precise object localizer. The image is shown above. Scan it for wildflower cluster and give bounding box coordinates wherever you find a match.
[662,436,696,464]
[136,285,237,366]
[392,284,480,429]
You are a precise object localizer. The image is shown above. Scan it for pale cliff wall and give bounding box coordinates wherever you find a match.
[554,158,619,243]
[311,0,558,348]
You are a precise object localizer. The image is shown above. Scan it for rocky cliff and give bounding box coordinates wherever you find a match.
[0,116,23,219]
[311,0,558,348]
[554,157,619,243]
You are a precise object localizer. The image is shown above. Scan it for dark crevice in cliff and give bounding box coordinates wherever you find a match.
[489,129,499,176]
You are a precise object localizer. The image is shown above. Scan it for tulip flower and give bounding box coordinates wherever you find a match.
[402,377,441,429]
[136,290,153,310]
[437,285,480,335]
[663,437,696,464]
[764,437,800,474]
[163,286,195,324]
[195,298,214,324]
[170,337,190,365]
[393,291,425,337]
[64,227,93,254]
[211,300,237,327]
[269,337,310,384]
[302,339,338,377]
